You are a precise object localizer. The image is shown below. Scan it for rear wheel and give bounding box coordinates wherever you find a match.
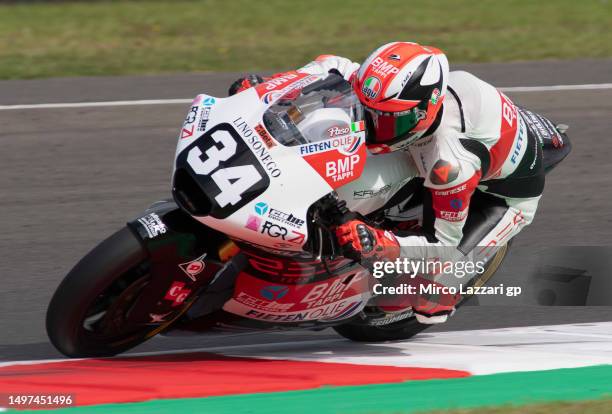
[333,315,429,342]
[333,243,511,342]
[46,227,164,357]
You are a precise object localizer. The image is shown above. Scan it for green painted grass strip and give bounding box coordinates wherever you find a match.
[15,365,612,414]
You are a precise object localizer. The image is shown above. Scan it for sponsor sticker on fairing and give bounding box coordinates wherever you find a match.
[235,291,294,312]
[198,106,212,132]
[180,108,196,139]
[300,135,367,189]
[232,117,282,178]
[178,253,207,282]
[260,221,305,245]
[138,213,167,238]
[260,285,289,300]
[327,125,351,137]
[164,281,191,307]
[264,73,299,90]
[255,124,276,148]
[180,103,205,139]
[255,71,319,99]
[148,312,173,324]
[254,201,269,216]
[181,125,195,140]
[351,120,365,132]
[325,154,361,183]
[223,271,369,322]
[224,295,364,323]
[325,122,364,138]
[298,135,362,156]
[252,201,306,234]
[251,298,363,322]
[267,208,305,228]
[353,184,393,199]
[245,215,262,231]
[261,90,282,104]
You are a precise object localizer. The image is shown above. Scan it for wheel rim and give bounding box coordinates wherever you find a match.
[472,243,509,288]
[80,262,152,345]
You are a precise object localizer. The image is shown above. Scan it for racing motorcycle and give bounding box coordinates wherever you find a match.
[46,72,571,357]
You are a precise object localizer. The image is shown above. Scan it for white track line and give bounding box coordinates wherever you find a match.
[502,83,612,92]
[0,338,343,369]
[0,98,192,110]
[0,83,611,111]
[2,321,612,373]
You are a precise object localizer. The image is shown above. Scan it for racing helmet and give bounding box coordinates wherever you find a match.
[353,42,449,153]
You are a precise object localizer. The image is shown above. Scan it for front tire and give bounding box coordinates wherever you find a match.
[46,227,159,357]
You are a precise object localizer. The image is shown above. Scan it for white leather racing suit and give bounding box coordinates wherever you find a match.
[301,55,550,280]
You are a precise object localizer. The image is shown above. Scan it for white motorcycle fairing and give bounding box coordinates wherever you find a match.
[172,73,418,255]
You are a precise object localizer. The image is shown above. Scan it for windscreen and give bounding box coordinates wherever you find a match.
[262,74,364,147]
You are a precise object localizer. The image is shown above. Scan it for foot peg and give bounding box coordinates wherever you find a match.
[415,313,449,324]
[415,308,455,325]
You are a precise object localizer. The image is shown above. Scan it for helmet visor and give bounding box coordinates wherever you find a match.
[365,106,423,144]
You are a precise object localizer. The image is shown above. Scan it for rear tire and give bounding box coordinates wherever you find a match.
[333,243,511,342]
[333,317,429,342]
[46,227,158,357]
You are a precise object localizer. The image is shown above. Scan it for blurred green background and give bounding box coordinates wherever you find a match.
[1,0,611,79]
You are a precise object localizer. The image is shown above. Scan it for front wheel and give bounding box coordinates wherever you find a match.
[46,227,161,357]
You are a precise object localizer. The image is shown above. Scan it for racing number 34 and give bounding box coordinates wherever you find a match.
[183,123,270,219]
[188,129,259,207]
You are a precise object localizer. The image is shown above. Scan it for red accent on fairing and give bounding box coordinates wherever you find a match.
[302,139,367,189]
[431,171,481,222]
[0,354,470,407]
[230,270,368,314]
[486,92,519,179]
[245,252,351,279]
[254,71,310,98]
[180,125,194,140]
[314,54,335,61]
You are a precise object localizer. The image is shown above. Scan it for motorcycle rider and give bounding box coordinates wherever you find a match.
[230,42,565,324]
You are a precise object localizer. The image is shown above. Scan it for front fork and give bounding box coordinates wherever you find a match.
[124,200,230,326]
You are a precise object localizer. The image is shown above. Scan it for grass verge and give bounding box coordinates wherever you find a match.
[1,0,611,79]
[15,365,612,414]
[422,398,612,414]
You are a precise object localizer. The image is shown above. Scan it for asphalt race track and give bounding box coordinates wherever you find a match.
[1,60,611,361]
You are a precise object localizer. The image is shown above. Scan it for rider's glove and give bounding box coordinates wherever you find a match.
[336,220,400,266]
[228,74,266,96]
